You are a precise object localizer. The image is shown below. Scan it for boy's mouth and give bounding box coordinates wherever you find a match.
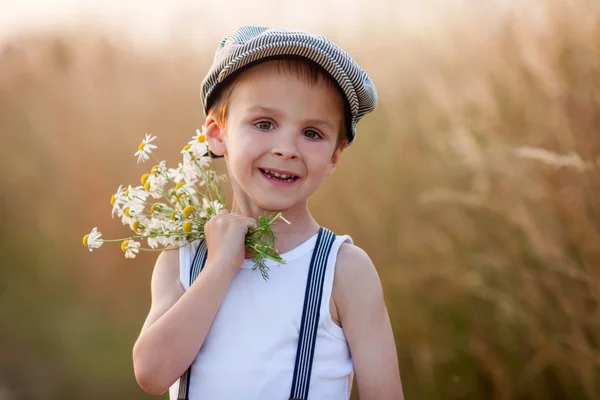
[259,168,299,183]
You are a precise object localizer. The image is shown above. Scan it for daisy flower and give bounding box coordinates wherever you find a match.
[189,127,206,145]
[127,185,150,205]
[174,180,197,198]
[82,227,103,252]
[120,196,146,226]
[143,217,181,248]
[188,128,209,157]
[203,198,224,215]
[168,163,187,183]
[134,133,157,164]
[146,173,168,199]
[168,162,201,184]
[147,236,160,249]
[121,240,141,259]
[180,220,198,235]
[146,217,170,248]
[152,160,168,176]
[110,185,127,218]
[129,217,147,234]
[194,155,211,170]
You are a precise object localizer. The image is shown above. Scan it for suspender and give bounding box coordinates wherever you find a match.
[289,227,336,400]
[177,227,336,400]
[177,240,208,400]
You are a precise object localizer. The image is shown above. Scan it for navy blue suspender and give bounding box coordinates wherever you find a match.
[177,227,336,400]
[177,240,208,400]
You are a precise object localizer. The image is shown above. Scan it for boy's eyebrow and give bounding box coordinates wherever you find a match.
[247,105,337,131]
[247,105,282,116]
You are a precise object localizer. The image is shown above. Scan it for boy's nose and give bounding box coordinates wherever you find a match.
[271,143,300,160]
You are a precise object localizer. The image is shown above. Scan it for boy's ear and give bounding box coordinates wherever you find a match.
[325,140,348,177]
[204,115,227,157]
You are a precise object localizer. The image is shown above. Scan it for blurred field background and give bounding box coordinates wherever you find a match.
[2,0,600,398]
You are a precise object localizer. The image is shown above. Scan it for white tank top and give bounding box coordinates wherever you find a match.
[169,232,354,400]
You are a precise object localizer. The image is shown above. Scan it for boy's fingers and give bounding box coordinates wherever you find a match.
[207,210,228,224]
[223,213,242,221]
[214,212,256,227]
[212,210,228,219]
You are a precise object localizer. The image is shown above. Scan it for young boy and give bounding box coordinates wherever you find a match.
[132,26,403,400]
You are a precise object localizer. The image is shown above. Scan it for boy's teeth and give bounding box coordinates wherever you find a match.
[262,169,296,181]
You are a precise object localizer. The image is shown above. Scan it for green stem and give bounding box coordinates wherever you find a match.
[137,245,187,252]
[99,231,202,243]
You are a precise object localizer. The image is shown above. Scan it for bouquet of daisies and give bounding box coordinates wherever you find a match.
[82,129,286,280]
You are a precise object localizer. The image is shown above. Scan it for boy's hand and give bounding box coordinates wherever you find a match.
[204,210,257,275]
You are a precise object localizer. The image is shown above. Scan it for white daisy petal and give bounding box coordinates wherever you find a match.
[134,133,158,164]
[111,185,127,218]
[124,240,141,259]
[84,227,103,252]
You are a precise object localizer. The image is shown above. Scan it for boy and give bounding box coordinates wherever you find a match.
[132,26,403,400]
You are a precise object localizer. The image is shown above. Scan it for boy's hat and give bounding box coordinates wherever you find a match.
[200,26,378,145]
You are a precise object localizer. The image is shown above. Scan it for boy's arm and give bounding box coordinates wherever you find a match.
[138,249,185,335]
[132,211,254,395]
[334,243,404,400]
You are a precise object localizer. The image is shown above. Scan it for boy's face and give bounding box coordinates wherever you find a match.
[206,60,347,212]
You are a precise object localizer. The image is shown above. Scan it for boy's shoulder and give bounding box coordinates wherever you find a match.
[333,242,383,303]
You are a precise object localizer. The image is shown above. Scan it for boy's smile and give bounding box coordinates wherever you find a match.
[258,167,300,185]
[207,60,347,215]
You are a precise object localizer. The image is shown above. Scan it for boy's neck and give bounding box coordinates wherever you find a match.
[231,196,320,255]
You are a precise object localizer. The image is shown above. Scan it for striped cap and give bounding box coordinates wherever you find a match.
[200,26,378,144]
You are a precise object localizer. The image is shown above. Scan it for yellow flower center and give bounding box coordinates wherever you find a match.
[121,240,129,252]
[170,213,176,221]
[138,142,145,151]
[151,203,160,214]
[82,234,89,247]
[125,188,130,197]
[144,181,151,192]
[176,182,184,190]
[110,195,116,206]
[132,220,140,232]
[141,173,150,185]
[197,135,206,143]
[183,221,193,233]
[183,205,195,218]
[124,207,131,217]
[182,144,191,152]
[151,165,159,175]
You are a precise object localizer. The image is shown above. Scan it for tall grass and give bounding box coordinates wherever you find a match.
[1,0,600,398]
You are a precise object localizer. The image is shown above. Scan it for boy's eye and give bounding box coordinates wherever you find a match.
[303,130,322,140]
[255,121,274,130]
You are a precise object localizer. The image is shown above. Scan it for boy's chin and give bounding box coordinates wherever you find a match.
[251,196,300,213]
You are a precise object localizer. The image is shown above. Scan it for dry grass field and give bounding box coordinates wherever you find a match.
[1,1,600,398]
